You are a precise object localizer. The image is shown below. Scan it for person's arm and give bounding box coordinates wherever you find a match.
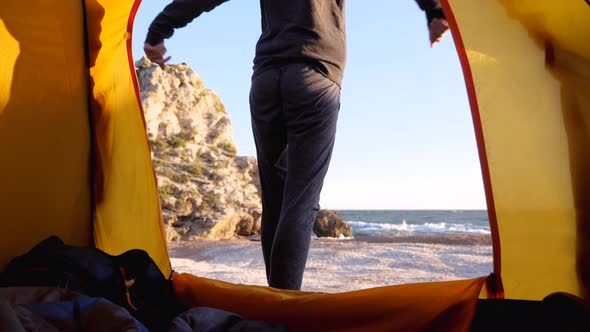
[144,0,229,68]
[145,0,229,45]
[414,0,445,26]
[414,0,449,48]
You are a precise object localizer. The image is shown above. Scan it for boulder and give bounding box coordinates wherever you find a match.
[313,210,353,238]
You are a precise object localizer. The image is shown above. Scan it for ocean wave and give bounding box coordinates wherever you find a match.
[347,220,491,237]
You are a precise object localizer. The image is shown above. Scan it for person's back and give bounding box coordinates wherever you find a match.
[145,0,346,83]
[254,0,346,85]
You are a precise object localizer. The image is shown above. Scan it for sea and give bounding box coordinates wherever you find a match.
[334,210,490,238]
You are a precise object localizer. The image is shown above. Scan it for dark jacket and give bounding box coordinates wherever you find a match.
[145,0,445,86]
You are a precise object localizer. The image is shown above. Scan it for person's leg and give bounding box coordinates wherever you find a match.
[249,68,287,282]
[268,63,341,290]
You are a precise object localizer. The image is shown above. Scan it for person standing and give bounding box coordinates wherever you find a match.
[144,0,449,290]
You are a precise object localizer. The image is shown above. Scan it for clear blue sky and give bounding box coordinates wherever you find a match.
[132,0,487,210]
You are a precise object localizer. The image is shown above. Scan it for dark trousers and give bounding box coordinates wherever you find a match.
[249,62,341,290]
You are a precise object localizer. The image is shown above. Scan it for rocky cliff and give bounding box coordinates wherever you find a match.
[136,57,262,241]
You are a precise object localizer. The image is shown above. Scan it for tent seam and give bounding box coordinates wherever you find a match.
[81,0,96,247]
[439,0,504,299]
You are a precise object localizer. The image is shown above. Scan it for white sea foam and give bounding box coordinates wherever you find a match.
[347,220,491,237]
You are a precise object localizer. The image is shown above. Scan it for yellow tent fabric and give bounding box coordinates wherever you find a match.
[0,1,92,268]
[174,273,486,332]
[441,0,590,301]
[1,0,589,331]
[0,0,170,277]
[85,0,170,278]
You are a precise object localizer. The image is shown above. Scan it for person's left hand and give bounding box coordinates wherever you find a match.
[429,18,450,48]
[144,42,171,69]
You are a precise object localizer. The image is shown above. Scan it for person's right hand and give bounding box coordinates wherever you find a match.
[144,42,171,69]
[429,18,450,48]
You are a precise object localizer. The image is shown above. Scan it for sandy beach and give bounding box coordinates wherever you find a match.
[168,234,493,293]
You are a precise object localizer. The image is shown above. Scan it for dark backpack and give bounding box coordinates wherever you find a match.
[0,236,187,331]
